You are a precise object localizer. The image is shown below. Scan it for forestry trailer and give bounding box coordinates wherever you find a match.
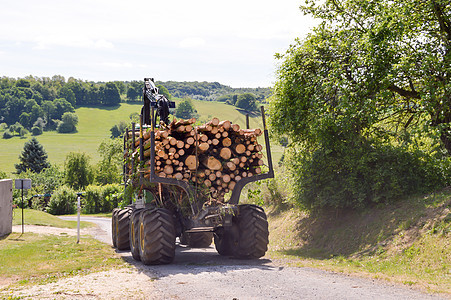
[112,78,274,264]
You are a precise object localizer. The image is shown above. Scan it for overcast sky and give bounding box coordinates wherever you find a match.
[0,1,316,87]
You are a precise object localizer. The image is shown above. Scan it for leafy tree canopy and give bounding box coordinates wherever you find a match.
[270,0,451,155]
[64,152,93,190]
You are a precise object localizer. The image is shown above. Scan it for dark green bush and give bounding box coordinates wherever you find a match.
[47,185,77,215]
[289,141,448,210]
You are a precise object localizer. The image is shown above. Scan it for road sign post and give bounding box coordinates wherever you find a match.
[15,179,32,234]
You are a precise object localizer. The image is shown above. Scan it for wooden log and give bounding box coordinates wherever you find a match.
[197,124,212,132]
[176,140,184,149]
[202,156,222,170]
[186,137,195,145]
[210,126,219,134]
[185,155,199,171]
[163,165,173,175]
[218,120,231,131]
[208,173,216,181]
[212,139,220,146]
[222,137,232,147]
[197,142,210,153]
[231,123,240,132]
[233,144,246,154]
[204,179,212,187]
[199,134,208,142]
[219,148,232,160]
[222,174,231,183]
[174,173,183,180]
[225,161,236,171]
[207,117,220,127]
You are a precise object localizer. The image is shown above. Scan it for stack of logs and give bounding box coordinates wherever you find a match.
[125,117,264,199]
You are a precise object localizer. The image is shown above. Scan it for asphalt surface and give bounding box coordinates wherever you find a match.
[59,216,447,300]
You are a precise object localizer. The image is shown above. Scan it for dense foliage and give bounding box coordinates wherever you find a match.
[269,0,451,209]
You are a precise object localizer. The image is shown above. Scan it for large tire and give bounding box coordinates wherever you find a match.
[116,208,131,250]
[112,208,120,248]
[181,232,213,248]
[214,225,238,256]
[139,208,176,265]
[129,208,144,261]
[235,205,269,259]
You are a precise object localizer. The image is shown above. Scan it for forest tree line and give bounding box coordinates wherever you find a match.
[0,75,270,138]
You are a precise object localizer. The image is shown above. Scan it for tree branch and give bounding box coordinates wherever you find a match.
[387,84,421,99]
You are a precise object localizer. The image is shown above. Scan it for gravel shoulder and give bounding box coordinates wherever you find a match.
[3,218,448,300]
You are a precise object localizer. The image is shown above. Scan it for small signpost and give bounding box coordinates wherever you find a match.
[15,179,32,234]
[76,192,83,244]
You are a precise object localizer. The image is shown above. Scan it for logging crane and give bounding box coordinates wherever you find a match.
[112,78,274,265]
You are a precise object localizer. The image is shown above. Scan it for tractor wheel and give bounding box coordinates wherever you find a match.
[234,205,269,259]
[129,208,144,261]
[111,208,120,248]
[116,207,131,250]
[214,225,239,256]
[139,208,176,265]
[182,232,213,248]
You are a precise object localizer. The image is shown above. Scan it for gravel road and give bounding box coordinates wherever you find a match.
[46,216,446,300]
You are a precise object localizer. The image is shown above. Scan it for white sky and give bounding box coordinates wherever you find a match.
[0,0,316,87]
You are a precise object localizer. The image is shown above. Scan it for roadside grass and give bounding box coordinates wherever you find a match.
[0,101,282,175]
[13,209,93,229]
[266,188,451,295]
[0,233,124,289]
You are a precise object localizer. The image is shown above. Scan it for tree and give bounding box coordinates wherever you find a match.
[269,0,450,209]
[57,112,78,133]
[64,152,93,190]
[103,82,121,106]
[175,98,197,119]
[235,93,257,111]
[110,121,128,138]
[95,138,123,185]
[157,84,171,99]
[270,0,451,155]
[15,137,50,173]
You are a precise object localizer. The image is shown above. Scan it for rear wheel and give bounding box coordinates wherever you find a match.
[139,208,176,265]
[111,208,119,248]
[116,208,131,250]
[129,208,144,260]
[181,232,213,248]
[214,225,239,256]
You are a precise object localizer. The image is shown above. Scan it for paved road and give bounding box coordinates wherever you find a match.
[60,216,446,300]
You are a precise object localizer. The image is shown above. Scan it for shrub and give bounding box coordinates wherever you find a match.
[101,184,122,212]
[31,126,42,136]
[2,130,13,139]
[47,185,77,215]
[289,141,448,210]
[83,185,103,214]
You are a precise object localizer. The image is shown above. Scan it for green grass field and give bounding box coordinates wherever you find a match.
[0,101,283,175]
[13,209,93,229]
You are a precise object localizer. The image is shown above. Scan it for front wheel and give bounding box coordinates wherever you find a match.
[181,232,213,248]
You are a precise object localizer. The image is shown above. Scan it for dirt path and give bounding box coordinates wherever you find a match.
[3,218,447,300]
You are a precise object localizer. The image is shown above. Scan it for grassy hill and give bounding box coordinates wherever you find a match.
[0,100,282,175]
[266,188,451,294]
